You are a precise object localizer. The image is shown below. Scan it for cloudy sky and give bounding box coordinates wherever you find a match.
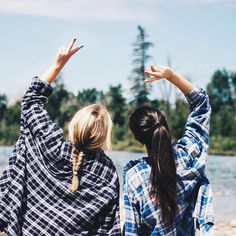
[0,0,235,102]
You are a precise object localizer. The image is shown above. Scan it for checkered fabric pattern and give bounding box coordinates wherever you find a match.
[123,88,214,236]
[0,77,121,236]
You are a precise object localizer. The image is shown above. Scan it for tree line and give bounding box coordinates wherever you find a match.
[0,26,236,155]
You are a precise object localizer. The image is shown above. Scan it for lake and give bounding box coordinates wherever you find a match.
[0,146,236,224]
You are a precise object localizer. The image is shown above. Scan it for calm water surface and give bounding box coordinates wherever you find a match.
[0,147,235,223]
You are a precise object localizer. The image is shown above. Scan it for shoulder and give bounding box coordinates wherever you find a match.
[123,157,151,191]
[96,150,117,172]
[87,149,118,185]
[124,156,150,174]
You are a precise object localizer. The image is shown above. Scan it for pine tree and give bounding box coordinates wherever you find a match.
[129,25,153,106]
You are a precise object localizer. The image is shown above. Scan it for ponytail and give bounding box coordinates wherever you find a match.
[70,147,85,192]
[149,122,178,225]
[129,106,178,226]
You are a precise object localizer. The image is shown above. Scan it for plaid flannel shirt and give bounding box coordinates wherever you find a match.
[123,88,213,236]
[0,77,121,236]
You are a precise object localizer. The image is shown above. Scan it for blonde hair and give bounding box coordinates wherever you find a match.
[68,104,113,192]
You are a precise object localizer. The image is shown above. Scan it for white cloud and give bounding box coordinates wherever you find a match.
[0,0,156,21]
[0,0,235,21]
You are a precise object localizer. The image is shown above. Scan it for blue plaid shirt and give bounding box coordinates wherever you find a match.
[0,77,121,236]
[123,88,213,235]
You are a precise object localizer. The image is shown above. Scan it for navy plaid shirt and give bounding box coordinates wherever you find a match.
[123,88,213,235]
[0,77,121,236]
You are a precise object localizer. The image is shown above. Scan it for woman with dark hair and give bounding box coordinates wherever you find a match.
[123,64,214,235]
[0,39,121,235]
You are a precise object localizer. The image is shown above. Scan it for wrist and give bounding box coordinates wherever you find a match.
[51,63,63,73]
[166,69,176,82]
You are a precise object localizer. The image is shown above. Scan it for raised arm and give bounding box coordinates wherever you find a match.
[145,64,211,179]
[21,39,83,161]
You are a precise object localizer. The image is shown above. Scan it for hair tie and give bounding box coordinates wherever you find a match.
[75,142,87,151]
[153,122,162,130]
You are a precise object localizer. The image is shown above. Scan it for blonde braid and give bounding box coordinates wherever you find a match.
[70,147,85,192]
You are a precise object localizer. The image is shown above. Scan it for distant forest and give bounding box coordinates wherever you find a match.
[1,26,236,155]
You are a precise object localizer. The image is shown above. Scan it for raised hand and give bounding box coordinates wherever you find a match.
[41,38,84,84]
[53,38,84,70]
[144,64,175,83]
[144,64,194,94]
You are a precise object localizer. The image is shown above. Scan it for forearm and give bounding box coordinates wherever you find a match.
[21,77,53,134]
[41,64,62,84]
[167,72,194,95]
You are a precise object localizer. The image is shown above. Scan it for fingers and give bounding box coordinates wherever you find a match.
[71,45,84,55]
[67,38,77,52]
[144,78,156,83]
[151,64,159,72]
[144,66,163,83]
[144,71,162,77]
[65,38,84,55]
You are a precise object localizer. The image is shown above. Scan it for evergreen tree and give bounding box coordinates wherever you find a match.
[106,84,126,127]
[0,94,7,120]
[129,25,153,106]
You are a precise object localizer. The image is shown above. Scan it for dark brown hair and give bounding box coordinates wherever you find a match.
[129,106,178,225]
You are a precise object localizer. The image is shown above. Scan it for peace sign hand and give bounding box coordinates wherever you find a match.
[41,38,84,84]
[53,38,84,70]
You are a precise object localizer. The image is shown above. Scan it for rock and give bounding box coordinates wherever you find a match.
[230,219,236,227]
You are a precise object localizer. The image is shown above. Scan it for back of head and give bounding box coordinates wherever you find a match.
[129,106,178,226]
[68,104,113,192]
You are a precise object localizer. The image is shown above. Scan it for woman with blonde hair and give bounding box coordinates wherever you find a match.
[0,39,121,235]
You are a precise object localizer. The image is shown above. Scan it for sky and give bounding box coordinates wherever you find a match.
[0,0,236,103]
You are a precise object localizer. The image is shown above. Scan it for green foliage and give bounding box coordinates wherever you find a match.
[106,84,126,127]
[169,99,188,139]
[0,56,236,155]
[207,69,236,113]
[207,69,236,139]
[0,94,7,120]
[210,136,236,155]
[0,101,21,145]
[77,88,103,106]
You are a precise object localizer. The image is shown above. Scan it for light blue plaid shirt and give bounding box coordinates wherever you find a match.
[123,88,213,235]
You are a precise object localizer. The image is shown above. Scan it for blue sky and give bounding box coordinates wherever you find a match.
[0,0,235,103]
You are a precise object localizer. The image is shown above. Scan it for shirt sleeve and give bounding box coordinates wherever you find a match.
[89,169,121,235]
[21,77,64,163]
[99,194,121,235]
[98,172,121,235]
[0,136,26,233]
[173,87,211,196]
[123,170,141,236]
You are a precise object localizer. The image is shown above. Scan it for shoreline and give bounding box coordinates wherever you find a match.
[1,144,236,157]
[112,146,236,157]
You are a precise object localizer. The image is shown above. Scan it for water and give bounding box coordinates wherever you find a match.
[0,147,236,223]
